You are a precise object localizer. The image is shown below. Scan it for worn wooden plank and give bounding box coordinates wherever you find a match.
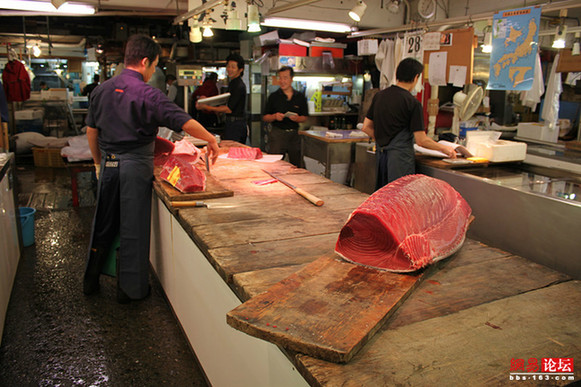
[210,233,338,282]
[296,281,581,386]
[232,264,308,301]
[177,192,365,227]
[387,253,571,329]
[227,255,427,363]
[192,212,349,250]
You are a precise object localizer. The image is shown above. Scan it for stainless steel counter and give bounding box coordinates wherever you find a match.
[417,162,581,279]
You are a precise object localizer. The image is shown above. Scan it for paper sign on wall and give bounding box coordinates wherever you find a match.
[423,32,441,51]
[449,65,467,87]
[428,52,447,86]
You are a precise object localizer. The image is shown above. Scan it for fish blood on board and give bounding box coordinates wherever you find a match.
[335,174,472,272]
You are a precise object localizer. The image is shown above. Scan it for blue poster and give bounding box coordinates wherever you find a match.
[488,6,541,91]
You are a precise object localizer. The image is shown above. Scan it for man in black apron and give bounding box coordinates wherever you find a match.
[83,34,219,303]
[362,58,456,190]
[196,54,247,144]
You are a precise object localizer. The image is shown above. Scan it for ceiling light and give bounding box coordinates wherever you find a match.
[481,32,492,53]
[572,32,580,56]
[32,44,41,57]
[189,20,202,43]
[262,17,352,33]
[2,0,95,14]
[202,25,214,37]
[387,0,400,14]
[225,9,242,30]
[349,0,367,22]
[552,24,567,49]
[247,4,261,33]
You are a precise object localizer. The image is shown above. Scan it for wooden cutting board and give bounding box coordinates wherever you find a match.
[154,166,233,202]
[226,254,428,363]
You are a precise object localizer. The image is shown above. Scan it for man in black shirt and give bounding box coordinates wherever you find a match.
[197,54,247,143]
[82,74,100,98]
[263,66,308,167]
[362,58,456,189]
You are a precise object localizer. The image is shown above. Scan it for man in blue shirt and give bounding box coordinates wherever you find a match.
[84,34,219,303]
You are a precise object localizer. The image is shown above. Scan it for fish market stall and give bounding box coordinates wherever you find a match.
[150,141,581,386]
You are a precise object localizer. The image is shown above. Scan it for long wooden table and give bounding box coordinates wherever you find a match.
[151,144,580,386]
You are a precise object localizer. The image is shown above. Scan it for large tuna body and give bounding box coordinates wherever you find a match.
[335,174,472,272]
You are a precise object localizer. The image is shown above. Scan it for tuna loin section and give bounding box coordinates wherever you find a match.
[160,155,206,193]
[335,174,472,272]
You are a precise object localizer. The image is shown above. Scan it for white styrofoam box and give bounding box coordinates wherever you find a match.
[517,122,559,143]
[14,109,44,120]
[470,140,527,162]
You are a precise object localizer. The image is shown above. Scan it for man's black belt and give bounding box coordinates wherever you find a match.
[272,127,297,132]
[224,115,245,123]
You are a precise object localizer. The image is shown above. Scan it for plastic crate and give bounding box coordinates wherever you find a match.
[32,147,66,168]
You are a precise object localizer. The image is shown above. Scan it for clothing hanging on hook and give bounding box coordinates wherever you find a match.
[2,46,31,102]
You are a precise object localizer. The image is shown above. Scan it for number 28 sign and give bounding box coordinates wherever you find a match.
[403,31,424,62]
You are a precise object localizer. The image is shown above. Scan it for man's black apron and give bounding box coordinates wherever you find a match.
[375,129,415,190]
[87,142,154,299]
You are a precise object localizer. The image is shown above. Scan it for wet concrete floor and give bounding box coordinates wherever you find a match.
[0,161,209,386]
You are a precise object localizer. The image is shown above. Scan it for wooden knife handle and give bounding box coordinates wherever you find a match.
[171,201,206,208]
[294,188,324,207]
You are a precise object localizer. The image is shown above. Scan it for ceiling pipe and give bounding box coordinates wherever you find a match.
[348,0,581,38]
[265,0,322,17]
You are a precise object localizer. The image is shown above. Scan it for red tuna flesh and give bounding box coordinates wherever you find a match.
[154,137,175,166]
[335,174,471,272]
[160,155,206,193]
[227,147,263,160]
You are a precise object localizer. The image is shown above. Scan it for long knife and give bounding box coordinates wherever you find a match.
[262,169,324,207]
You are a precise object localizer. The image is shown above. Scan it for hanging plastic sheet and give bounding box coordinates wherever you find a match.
[541,54,562,130]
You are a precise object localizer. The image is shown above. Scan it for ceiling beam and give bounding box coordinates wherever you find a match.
[348,0,581,38]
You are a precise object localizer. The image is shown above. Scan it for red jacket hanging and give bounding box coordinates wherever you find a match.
[2,60,31,102]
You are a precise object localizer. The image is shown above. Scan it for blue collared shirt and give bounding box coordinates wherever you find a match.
[86,68,191,153]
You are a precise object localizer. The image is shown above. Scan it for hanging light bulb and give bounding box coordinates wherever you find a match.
[189,19,203,43]
[552,24,567,49]
[349,0,367,22]
[481,31,492,53]
[247,3,261,32]
[32,44,41,57]
[225,2,242,30]
[203,24,214,37]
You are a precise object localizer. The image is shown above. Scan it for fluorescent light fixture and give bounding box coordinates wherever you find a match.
[247,4,261,32]
[3,0,95,14]
[481,31,492,53]
[552,24,567,49]
[349,0,367,22]
[262,17,351,33]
